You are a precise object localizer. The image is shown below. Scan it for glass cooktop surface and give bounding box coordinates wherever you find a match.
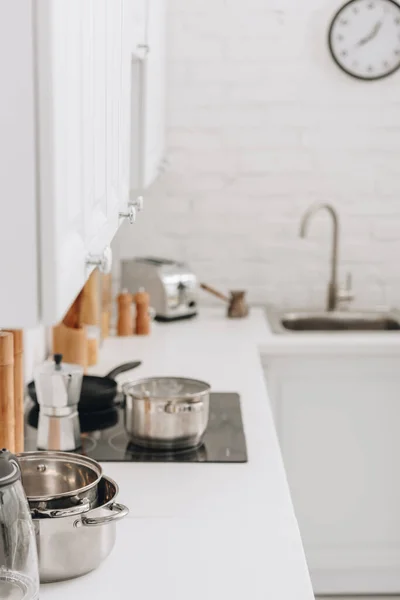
[25,393,248,463]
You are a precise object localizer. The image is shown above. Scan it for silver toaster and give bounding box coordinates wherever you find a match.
[121,257,198,321]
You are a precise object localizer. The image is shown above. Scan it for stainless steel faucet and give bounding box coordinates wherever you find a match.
[299,203,353,311]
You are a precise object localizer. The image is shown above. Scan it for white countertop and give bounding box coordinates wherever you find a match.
[40,308,314,600]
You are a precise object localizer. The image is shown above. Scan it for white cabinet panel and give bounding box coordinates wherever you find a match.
[0,0,38,327]
[92,0,107,224]
[265,355,400,595]
[142,0,166,188]
[130,0,166,197]
[37,0,87,324]
[124,0,148,54]
[0,0,165,327]
[36,0,129,324]
[106,0,123,215]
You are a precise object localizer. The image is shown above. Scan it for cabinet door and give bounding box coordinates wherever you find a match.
[106,0,125,216]
[37,0,128,324]
[84,0,122,254]
[267,356,400,596]
[37,0,88,324]
[82,0,107,250]
[142,0,166,188]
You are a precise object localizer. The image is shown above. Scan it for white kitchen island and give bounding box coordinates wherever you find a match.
[39,308,314,600]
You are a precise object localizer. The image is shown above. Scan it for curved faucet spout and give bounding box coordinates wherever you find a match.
[299,203,339,311]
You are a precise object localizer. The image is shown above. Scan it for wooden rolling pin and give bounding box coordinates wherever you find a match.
[117,290,133,336]
[0,332,14,451]
[9,330,23,453]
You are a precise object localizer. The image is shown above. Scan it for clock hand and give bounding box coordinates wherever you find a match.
[357,20,382,46]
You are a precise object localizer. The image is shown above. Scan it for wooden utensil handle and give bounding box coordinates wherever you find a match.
[200,283,229,303]
[53,324,88,371]
[82,269,100,326]
[9,330,23,453]
[63,291,84,329]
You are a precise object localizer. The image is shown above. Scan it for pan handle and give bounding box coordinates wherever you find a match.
[106,362,142,380]
[78,502,129,527]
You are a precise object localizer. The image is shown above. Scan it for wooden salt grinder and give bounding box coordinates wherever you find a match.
[9,330,24,453]
[0,332,15,451]
[117,291,133,336]
[134,289,151,336]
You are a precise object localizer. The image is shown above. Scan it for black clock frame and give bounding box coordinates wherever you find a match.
[328,0,400,81]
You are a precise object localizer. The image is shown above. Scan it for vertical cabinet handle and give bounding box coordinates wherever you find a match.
[86,246,113,274]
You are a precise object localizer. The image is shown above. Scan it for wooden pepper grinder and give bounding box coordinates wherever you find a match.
[0,332,15,451]
[9,330,24,453]
[134,288,151,335]
[117,290,133,336]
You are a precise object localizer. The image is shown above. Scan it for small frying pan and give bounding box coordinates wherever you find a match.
[27,362,142,413]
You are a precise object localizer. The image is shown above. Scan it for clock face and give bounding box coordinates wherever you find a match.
[328,0,400,80]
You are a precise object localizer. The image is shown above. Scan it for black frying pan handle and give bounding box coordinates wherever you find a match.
[106,362,142,380]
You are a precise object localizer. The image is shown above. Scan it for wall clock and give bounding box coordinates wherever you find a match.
[328,0,400,80]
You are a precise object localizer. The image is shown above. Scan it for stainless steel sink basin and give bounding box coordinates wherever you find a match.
[266,308,400,334]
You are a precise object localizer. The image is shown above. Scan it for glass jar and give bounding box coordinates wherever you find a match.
[0,450,39,599]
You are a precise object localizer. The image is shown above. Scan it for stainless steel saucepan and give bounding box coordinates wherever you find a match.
[122,377,211,450]
[32,475,128,582]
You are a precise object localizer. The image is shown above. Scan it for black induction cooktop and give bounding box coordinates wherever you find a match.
[25,393,248,463]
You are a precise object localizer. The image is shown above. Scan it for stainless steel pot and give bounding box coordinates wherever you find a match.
[33,475,128,582]
[122,377,211,450]
[17,451,102,518]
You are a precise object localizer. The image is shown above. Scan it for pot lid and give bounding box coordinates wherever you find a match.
[0,450,20,487]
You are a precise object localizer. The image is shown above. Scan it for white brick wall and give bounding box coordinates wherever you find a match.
[114,0,400,310]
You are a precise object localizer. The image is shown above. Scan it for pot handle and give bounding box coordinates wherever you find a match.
[106,362,142,380]
[164,400,204,414]
[32,499,91,519]
[79,502,129,527]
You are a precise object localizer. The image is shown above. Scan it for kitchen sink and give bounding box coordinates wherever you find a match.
[266,308,400,334]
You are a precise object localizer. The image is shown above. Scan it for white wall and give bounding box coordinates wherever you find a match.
[114,0,400,309]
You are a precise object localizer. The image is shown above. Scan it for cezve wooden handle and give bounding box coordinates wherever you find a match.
[0,332,15,451]
[200,283,229,303]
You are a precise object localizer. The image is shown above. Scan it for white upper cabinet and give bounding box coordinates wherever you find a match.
[130,0,166,196]
[0,0,166,328]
